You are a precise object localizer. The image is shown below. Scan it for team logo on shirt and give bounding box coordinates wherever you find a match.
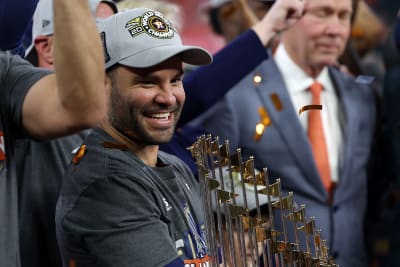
[124,10,175,39]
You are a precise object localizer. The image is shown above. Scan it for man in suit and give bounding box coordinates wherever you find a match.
[161,0,304,176]
[200,0,376,266]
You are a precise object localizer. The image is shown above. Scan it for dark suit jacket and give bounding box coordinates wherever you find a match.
[200,57,376,267]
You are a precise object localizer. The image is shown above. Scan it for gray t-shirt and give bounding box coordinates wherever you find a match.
[56,128,209,267]
[0,51,51,267]
[16,131,87,267]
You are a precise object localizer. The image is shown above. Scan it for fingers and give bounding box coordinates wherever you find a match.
[251,0,305,46]
[283,0,305,21]
[271,0,305,31]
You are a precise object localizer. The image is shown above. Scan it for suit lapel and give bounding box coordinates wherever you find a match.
[329,68,356,197]
[255,59,327,198]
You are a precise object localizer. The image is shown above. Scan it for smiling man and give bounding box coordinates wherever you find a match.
[55,8,213,267]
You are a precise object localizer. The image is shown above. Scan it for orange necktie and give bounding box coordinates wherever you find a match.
[308,82,333,194]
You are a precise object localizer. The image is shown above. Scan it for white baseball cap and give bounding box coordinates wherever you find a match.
[25,0,117,63]
[98,8,212,69]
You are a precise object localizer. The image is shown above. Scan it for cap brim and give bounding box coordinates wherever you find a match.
[118,45,212,68]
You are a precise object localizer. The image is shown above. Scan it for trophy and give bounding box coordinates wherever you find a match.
[188,134,339,267]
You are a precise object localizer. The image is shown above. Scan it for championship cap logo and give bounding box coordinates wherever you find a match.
[125,10,175,39]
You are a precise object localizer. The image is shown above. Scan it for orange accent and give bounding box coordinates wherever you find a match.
[72,145,87,165]
[253,106,272,141]
[308,82,333,195]
[184,255,210,266]
[270,93,283,111]
[68,259,76,267]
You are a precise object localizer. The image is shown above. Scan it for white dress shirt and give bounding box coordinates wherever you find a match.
[274,43,344,183]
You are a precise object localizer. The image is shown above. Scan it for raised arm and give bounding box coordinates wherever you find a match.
[22,0,107,139]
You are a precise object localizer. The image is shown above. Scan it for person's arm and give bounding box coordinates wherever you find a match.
[180,30,268,127]
[179,0,304,126]
[22,0,107,139]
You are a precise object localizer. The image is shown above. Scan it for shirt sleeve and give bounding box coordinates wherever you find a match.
[61,175,180,267]
[0,52,52,137]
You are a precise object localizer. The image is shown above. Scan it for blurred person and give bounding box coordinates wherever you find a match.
[351,0,387,59]
[163,0,303,176]
[377,8,400,267]
[0,0,39,55]
[199,0,377,266]
[350,0,388,89]
[0,0,116,55]
[55,8,213,266]
[350,1,389,265]
[0,0,107,266]
[19,1,117,267]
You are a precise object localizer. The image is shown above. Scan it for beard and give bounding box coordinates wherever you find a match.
[108,85,181,146]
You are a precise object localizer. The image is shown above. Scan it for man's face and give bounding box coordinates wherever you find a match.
[282,0,352,76]
[107,56,185,145]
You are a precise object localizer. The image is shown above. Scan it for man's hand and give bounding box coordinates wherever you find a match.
[252,0,305,46]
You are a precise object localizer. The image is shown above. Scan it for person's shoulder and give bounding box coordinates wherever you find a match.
[0,50,52,82]
[329,66,375,87]
[80,128,158,181]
